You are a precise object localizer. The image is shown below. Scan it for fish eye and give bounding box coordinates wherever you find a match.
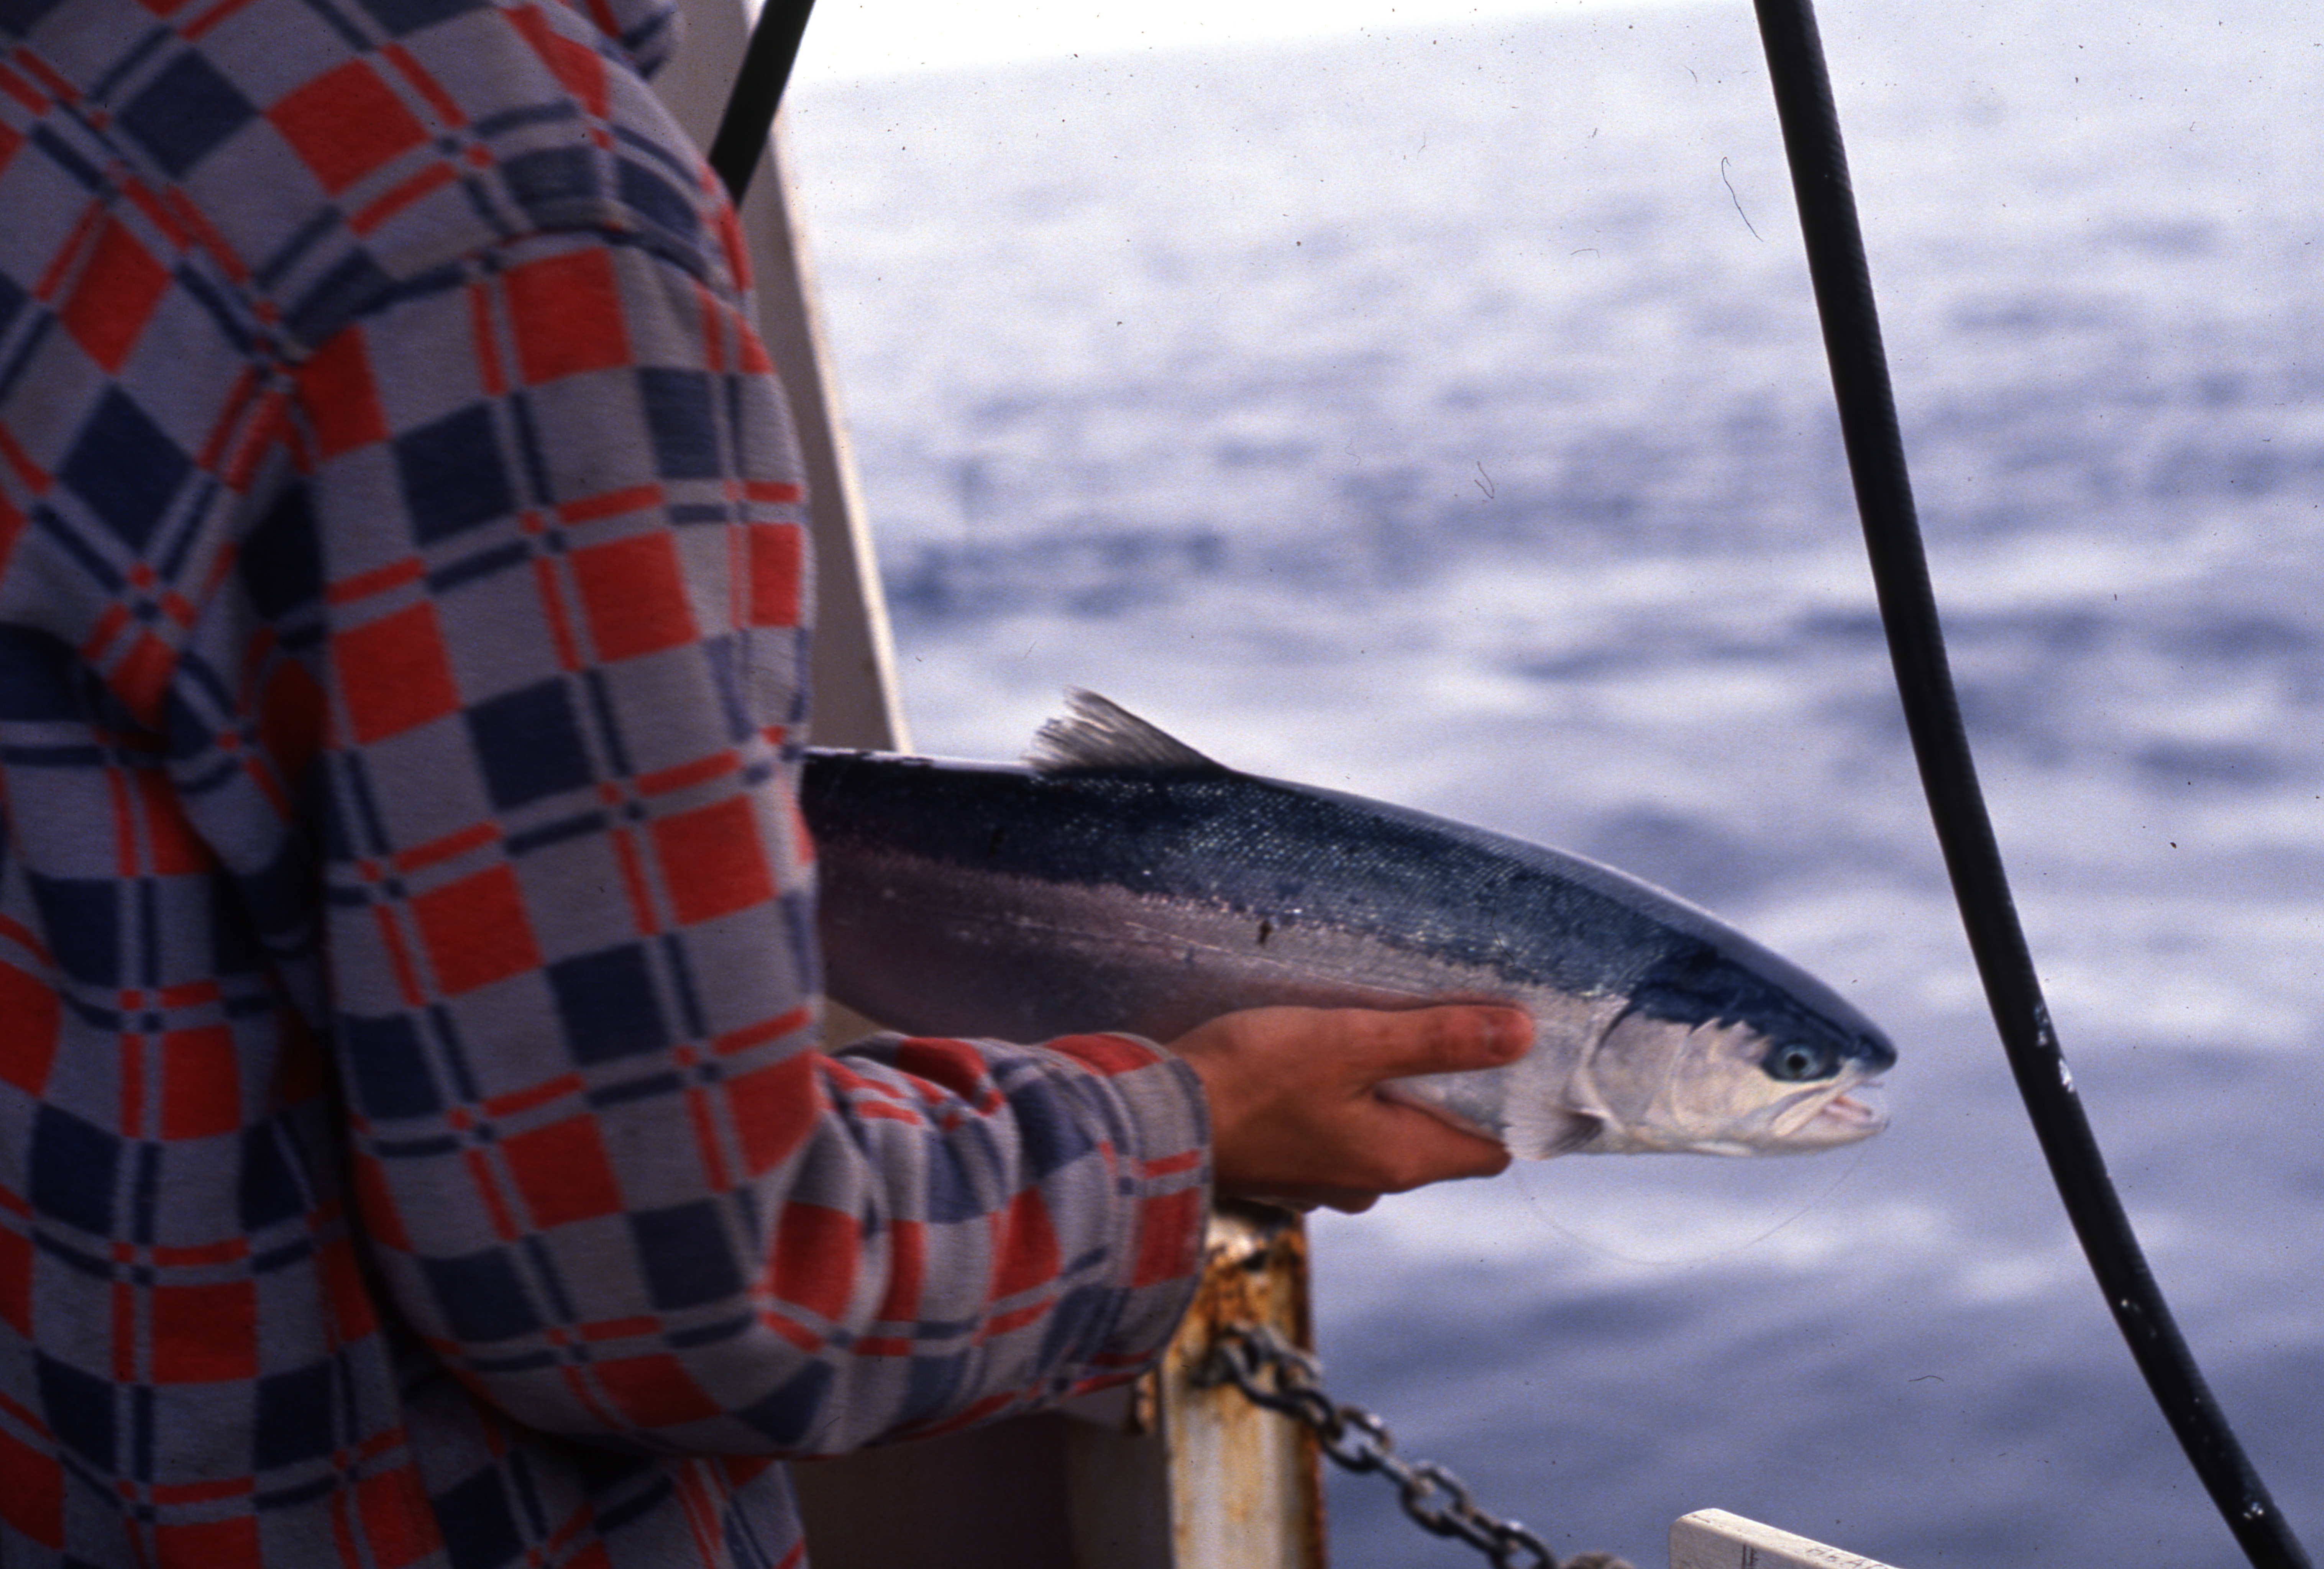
[1766,1041,1835,1082]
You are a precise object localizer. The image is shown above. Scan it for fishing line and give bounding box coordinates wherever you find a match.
[1513,1141,1870,1270]
[1745,2,2311,1565]
[707,0,818,205]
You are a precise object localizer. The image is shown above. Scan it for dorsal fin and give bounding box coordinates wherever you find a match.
[1027,690,1226,775]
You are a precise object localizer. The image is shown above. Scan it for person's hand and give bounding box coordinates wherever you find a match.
[1166,1004,1530,1213]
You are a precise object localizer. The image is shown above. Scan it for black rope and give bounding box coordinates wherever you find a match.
[1745,3,2311,1566]
[707,0,817,204]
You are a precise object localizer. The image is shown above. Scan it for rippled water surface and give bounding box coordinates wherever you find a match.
[784,3,2324,1561]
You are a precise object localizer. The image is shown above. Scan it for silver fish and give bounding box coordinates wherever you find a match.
[803,692,1894,1160]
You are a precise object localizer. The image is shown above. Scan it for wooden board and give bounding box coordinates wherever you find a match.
[1672,1509,1904,1569]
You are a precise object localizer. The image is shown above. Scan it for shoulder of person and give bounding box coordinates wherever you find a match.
[15,0,739,361]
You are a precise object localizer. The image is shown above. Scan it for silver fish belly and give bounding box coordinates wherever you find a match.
[801,693,1894,1160]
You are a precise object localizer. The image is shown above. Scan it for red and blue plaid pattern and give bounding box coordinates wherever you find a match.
[0,0,1211,1561]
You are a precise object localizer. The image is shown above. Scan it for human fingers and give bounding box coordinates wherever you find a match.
[1228,1061,1512,1195]
[1235,1100,1507,1206]
[1329,1003,1533,1087]
[1168,1004,1519,1203]
[1236,1187,1379,1214]
[1352,1095,1513,1186]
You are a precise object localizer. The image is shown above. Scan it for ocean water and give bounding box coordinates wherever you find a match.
[780,2,2324,1563]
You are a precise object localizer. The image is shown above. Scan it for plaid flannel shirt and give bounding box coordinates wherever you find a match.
[0,0,1213,1562]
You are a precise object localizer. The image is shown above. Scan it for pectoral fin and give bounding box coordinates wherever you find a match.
[1504,1104,1604,1161]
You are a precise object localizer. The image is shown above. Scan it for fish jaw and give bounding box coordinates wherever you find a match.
[1561,1006,1893,1157]
[1772,1077,1890,1150]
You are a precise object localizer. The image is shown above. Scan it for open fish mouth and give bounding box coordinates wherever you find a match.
[1753,1076,1888,1149]
[1815,1080,1889,1135]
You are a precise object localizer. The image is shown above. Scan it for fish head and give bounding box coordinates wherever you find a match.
[1573,940,1896,1156]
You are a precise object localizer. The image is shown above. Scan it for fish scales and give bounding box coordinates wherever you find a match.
[806,755,1676,991]
[802,693,1895,1161]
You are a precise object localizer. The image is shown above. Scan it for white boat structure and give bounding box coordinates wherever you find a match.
[647,6,1910,1564]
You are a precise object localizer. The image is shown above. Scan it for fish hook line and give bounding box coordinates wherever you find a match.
[1746,2,2311,1566]
[1514,1141,1870,1270]
[1719,157,1762,241]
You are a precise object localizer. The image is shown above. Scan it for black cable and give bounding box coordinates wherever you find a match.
[707,0,817,204]
[1745,3,2311,1566]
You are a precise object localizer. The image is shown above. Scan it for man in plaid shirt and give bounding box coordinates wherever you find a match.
[0,0,1523,1560]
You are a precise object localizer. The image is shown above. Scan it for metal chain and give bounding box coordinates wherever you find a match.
[1194,1321,1630,1569]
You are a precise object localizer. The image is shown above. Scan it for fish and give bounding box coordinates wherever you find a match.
[801,692,1895,1160]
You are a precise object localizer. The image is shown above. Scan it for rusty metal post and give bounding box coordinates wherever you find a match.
[1158,1207,1328,1569]
[786,1209,1325,1569]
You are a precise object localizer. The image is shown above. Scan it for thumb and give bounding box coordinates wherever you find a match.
[1336,1005,1532,1085]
